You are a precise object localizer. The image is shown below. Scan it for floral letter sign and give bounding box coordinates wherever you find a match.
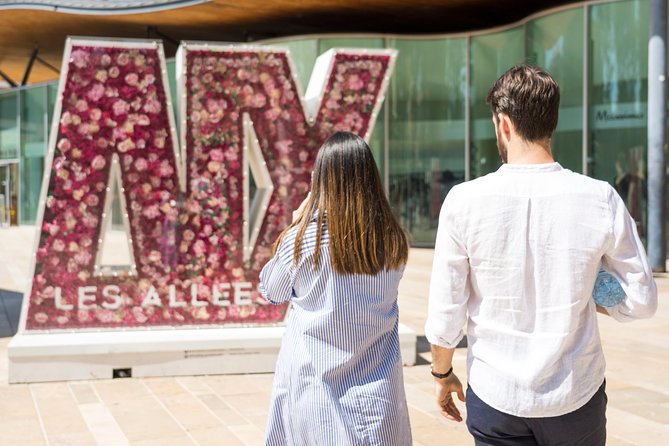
[22,38,396,330]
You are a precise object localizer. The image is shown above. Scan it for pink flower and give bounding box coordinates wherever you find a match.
[74,250,92,265]
[60,112,72,126]
[148,250,162,263]
[57,138,71,153]
[144,74,156,85]
[113,100,130,116]
[83,214,99,228]
[90,108,102,121]
[143,204,160,219]
[237,68,250,80]
[85,194,99,207]
[47,224,59,236]
[100,54,111,66]
[117,139,136,153]
[143,99,161,114]
[186,200,201,213]
[52,239,65,252]
[117,52,130,66]
[265,108,280,121]
[206,98,225,113]
[75,100,88,112]
[209,149,224,162]
[96,310,113,323]
[91,155,106,170]
[135,158,148,171]
[326,98,339,110]
[76,123,90,135]
[87,83,105,102]
[109,66,120,78]
[136,114,150,126]
[159,161,174,177]
[251,93,266,107]
[207,161,220,173]
[193,240,206,256]
[346,74,364,91]
[34,312,48,324]
[275,139,293,155]
[192,306,210,320]
[71,49,89,68]
[125,73,139,86]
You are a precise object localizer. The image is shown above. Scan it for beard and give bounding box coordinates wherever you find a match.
[496,126,508,163]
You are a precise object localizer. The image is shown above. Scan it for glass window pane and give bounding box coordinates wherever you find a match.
[527,7,584,172]
[165,59,178,126]
[590,0,649,236]
[47,83,58,126]
[470,27,525,178]
[0,91,19,160]
[20,87,47,224]
[388,38,467,245]
[318,38,387,181]
[267,39,319,94]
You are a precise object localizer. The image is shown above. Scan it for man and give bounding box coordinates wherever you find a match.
[425,65,657,446]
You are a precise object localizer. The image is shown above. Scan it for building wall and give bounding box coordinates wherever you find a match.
[0,0,666,250]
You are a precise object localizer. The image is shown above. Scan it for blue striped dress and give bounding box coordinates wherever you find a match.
[259,216,412,446]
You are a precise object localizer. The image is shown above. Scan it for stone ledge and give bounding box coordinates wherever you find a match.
[8,323,416,383]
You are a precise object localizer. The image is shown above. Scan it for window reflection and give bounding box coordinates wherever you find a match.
[470,27,524,179]
[590,0,649,236]
[388,38,466,244]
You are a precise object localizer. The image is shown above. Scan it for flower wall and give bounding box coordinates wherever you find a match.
[23,39,395,330]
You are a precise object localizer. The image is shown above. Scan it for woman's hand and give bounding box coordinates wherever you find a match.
[292,193,311,223]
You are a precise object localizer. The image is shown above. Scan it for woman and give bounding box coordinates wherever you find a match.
[259,131,412,445]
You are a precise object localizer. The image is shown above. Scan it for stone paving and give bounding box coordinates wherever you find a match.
[0,226,668,445]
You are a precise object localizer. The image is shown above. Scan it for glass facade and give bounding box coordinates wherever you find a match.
[388,38,466,244]
[590,0,649,238]
[0,0,666,252]
[527,8,584,173]
[20,87,48,224]
[0,92,18,160]
[470,27,525,180]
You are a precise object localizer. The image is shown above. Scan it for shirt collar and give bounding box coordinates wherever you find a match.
[498,162,563,173]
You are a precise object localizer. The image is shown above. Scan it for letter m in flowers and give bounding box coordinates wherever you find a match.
[20,37,396,330]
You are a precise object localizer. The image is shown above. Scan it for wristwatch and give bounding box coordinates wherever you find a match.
[430,366,453,379]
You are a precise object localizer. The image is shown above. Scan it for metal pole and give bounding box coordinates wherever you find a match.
[648,0,667,271]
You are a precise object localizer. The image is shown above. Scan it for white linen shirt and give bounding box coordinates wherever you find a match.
[425,162,657,418]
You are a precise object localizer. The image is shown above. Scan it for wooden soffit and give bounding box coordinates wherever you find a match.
[0,0,580,86]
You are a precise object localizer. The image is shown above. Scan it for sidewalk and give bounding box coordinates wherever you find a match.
[0,226,668,445]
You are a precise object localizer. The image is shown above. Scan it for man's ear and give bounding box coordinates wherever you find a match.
[498,113,513,139]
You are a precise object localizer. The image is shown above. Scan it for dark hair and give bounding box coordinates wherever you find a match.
[486,65,560,142]
[275,131,408,275]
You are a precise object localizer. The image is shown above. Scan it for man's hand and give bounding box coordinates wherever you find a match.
[434,372,465,422]
[596,305,610,316]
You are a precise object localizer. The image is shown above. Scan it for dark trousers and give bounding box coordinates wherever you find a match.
[465,381,607,446]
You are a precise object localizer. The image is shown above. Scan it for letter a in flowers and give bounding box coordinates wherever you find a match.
[19,37,396,330]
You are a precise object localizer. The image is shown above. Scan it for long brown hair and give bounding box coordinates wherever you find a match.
[274,131,408,275]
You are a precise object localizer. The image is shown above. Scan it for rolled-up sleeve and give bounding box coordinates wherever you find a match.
[259,235,297,305]
[602,187,658,322]
[425,188,470,348]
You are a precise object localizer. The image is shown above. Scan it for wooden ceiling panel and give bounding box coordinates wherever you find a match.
[0,0,580,86]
